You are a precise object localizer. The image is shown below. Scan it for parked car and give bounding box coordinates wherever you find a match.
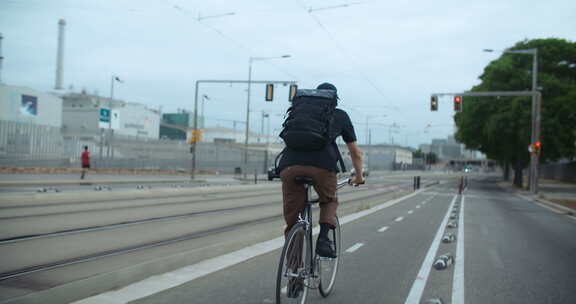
[268,167,280,181]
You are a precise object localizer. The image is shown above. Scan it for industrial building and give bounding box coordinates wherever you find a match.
[62,92,160,139]
[0,84,64,161]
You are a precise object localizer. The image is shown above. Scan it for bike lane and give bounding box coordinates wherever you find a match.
[76,183,459,304]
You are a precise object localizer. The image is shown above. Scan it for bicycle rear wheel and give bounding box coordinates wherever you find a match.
[276,222,312,304]
[318,216,341,297]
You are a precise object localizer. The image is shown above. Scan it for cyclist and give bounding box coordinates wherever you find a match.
[278,82,365,259]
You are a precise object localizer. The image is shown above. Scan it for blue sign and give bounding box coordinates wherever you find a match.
[100,108,110,122]
[21,95,38,116]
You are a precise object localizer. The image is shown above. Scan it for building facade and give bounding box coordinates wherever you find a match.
[62,92,160,139]
[0,84,64,160]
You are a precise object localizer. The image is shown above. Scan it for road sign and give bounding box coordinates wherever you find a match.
[100,108,110,122]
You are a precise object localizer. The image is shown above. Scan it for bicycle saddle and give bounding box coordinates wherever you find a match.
[294,176,314,185]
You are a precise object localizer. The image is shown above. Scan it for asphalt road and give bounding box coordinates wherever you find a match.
[4,173,572,304]
[79,175,575,304]
[0,172,432,304]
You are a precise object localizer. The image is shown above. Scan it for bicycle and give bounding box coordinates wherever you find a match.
[276,176,350,304]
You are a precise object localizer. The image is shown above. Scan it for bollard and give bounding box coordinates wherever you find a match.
[254,169,258,184]
[433,253,454,270]
[417,176,421,189]
[458,176,464,194]
[442,233,456,243]
[413,176,417,190]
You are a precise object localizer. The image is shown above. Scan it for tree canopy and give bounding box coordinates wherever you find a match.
[454,38,576,184]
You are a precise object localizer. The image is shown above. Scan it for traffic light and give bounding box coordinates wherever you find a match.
[265,84,274,101]
[431,96,438,111]
[289,84,298,101]
[533,141,541,154]
[454,96,462,112]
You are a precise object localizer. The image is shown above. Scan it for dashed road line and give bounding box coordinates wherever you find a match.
[416,205,421,209]
[73,189,430,304]
[345,243,364,253]
[404,195,458,304]
[395,216,404,222]
[377,226,389,232]
[408,210,414,214]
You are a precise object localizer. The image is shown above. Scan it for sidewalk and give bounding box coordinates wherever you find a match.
[501,178,576,215]
[0,173,243,187]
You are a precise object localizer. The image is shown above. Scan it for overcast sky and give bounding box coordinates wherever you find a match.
[1,0,574,147]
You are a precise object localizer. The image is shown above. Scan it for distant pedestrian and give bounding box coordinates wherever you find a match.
[80,146,90,179]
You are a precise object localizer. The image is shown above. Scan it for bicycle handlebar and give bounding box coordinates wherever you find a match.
[337,178,366,189]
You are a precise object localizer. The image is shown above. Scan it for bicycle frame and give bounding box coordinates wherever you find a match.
[294,179,349,284]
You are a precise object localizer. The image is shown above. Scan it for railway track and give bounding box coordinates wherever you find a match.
[0,183,417,282]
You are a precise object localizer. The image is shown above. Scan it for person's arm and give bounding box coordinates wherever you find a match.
[346,141,365,184]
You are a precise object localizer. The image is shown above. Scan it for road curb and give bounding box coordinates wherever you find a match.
[534,197,576,215]
[0,179,208,188]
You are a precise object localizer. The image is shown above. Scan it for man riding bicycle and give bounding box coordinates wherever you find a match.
[277,82,365,259]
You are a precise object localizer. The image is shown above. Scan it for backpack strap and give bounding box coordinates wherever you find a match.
[331,142,347,173]
[273,147,287,176]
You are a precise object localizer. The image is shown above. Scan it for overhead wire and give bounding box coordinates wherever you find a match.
[164,1,303,85]
[293,0,402,115]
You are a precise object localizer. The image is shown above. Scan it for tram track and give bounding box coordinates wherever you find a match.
[0,185,410,244]
[0,186,414,282]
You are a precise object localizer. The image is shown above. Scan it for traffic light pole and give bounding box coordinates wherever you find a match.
[431,90,542,194]
[191,79,297,180]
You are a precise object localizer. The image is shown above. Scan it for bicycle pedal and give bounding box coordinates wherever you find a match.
[318,256,337,261]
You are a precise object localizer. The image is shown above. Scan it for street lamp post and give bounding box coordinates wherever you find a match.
[261,112,270,173]
[484,48,539,193]
[244,55,290,175]
[108,75,123,160]
[201,94,210,128]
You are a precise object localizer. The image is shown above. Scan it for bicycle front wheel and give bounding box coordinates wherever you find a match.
[276,222,312,304]
[318,216,341,297]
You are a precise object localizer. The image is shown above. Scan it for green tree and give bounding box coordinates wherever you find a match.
[455,38,576,187]
[426,152,438,164]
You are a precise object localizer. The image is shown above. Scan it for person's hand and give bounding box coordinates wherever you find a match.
[349,175,365,186]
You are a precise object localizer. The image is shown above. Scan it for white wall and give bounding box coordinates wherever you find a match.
[0,84,62,127]
[115,103,160,139]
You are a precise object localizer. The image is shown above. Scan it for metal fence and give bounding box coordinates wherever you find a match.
[0,120,64,160]
[540,160,576,182]
[0,120,273,173]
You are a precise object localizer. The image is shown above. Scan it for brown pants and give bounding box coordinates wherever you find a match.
[280,165,338,235]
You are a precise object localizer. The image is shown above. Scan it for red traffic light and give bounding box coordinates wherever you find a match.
[454,96,462,112]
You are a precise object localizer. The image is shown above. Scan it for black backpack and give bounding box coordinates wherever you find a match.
[280,89,338,151]
[278,89,346,172]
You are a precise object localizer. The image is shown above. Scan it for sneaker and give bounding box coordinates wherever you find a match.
[287,278,304,298]
[316,237,336,258]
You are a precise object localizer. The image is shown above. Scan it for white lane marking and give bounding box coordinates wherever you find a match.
[452,195,465,304]
[345,243,364,253]
[395,216,404,222]
[408,210,414,214]
[377,226,389,232]
[74,189,429,304]
[404,195,458,304]
[416,205,421,209]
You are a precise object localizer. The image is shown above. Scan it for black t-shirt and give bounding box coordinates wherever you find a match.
[278,109,357,173]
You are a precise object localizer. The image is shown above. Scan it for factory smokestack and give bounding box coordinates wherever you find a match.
[0,33,4,84]
[55,19,66,90]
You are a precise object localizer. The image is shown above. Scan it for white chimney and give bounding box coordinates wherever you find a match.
[55,19,66,90]
[0,32,4,84]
